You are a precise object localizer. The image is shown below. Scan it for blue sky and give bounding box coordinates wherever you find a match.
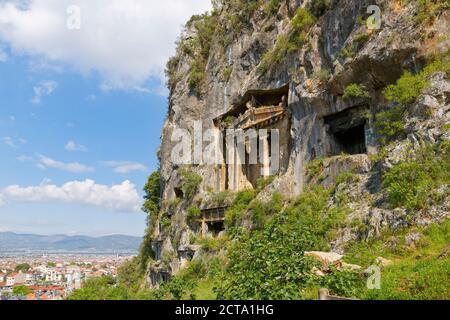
[0,0,211,236]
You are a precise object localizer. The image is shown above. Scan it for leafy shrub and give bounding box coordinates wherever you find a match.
[383,71,429,105]
[216,214,317,299]
[248,192,283,229]
[142,171,161,224]
[340,32,370,60]
[306,158,324,180]
[210,190,233,206]
[361,255,450,300]
[180,169,203,200]
[165,56,180,91]
[312,69,331,83]
[184,13,219,95]
[222,115,236,126]
[68,276,130,300]
[375,105,407,143]
[140,171,161,264]
[216,184,351,300]
[383,58,450,105]
[318,267,364,297]
[340,44,354,59]
[382,143,450,210]
[353,33,370,46]
[307,0,331,18]
[285,186,347,249]
[224,189,256,232]
[160,215,172,233]
[187,205,202,223]
[259,8,316,73]
[222,66,232,82]
[264,0,282,16]
[342,83,370,100]
[256,175,276,191]
[414,0,449,25]
[290,8,316,46]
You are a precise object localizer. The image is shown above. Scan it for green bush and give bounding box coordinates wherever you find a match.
[142,171,161,223]
[342,83,370,100]
[363,256,450,300]
[216,214,317,299]
[184,13,219,95]
[216,185,351,300]
[382,143,450,210]
[68,276,130,300]
[318,267,364,298]
[340,44,354,59]
[224,189,256,231]
[248,192,283,229]
[383,71,429,105]
[307,0,331,18]
[259,8,316,73]
[256,175,276,191]
[383,58,450,105]
[187,205,202,223]
[306,158,324,180]
[180,169,203,200]
[312,69,331,82]
[414,0,449,25]
[375,105,407,143]
[140,171,161,264]
[12,285,33,297]
[264,0,281,16]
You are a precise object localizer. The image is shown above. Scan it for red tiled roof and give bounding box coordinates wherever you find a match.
[26,293,37,300]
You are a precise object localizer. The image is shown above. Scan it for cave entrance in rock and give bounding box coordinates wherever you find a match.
[324,106,368,156]
[174,187,184,199]
[334,124,367,155]
[206,221,224,236]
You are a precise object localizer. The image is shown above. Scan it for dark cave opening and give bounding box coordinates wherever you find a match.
[333,124,367,155]
[324,106,369,156]
[207,221,225,236]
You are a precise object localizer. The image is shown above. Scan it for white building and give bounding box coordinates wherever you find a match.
[45,269,62,283]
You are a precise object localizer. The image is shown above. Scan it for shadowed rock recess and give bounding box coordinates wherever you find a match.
[75,0,450,300]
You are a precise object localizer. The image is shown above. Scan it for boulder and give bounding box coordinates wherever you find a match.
[375,257,393,267]
[305,251,343,267]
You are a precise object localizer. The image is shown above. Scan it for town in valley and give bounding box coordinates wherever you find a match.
[0,254,134,300]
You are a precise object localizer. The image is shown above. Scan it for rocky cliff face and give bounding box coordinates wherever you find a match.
[149,0,449,286]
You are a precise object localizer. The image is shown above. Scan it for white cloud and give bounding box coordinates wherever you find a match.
[102,161,148,174]
[31,80,57,104]
[1,179,142,212]
[65,140,87,152]
[38,154,94,173]
[0,194,4,206]
[17,155,33,162]
[2,136,17,148]
[0,0,212,90]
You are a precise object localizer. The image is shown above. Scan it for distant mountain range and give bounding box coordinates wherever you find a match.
[0,232,141,254]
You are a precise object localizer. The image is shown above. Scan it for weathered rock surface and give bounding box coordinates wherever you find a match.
[148,0,450,284]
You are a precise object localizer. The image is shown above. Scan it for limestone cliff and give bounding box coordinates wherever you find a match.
[147,0,449,287]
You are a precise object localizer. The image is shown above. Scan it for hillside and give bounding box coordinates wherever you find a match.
[0,232,141,254]
[71,0,450,300]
